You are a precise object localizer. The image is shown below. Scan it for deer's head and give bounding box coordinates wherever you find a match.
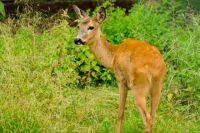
[73,5,106,45]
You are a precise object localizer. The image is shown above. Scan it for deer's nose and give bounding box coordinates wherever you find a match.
[74,38,85,45]
[74,38,80,44]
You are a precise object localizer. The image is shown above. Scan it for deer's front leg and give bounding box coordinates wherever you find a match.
[116,79,128,133]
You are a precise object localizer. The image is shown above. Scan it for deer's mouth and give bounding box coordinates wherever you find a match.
[74,38,85,45]
[77,41,85,45]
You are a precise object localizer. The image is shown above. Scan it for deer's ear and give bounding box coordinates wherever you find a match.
[96,7,106,23]
[73,5,87,19]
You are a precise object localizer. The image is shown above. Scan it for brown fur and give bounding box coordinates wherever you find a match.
[73,5,166,133]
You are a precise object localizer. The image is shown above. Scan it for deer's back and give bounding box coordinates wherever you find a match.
[112,39,166,79]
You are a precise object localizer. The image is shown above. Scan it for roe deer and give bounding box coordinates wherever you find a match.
[73,5,166,133]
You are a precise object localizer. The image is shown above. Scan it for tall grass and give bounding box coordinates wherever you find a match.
[0,1,199,132]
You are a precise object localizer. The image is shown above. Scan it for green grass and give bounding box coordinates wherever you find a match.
[0,1,200,132]
[0,86,199,132]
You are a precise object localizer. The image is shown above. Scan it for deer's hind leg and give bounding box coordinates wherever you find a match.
[150,76,164,129]
[130,72,152,133]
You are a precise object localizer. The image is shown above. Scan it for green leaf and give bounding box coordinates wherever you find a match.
[0,1,6,18]
[94,66,100,72]
[91,60,97,67]
[91,71,97,78]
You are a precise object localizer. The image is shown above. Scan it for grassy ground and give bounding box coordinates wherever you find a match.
[0,85,199,133]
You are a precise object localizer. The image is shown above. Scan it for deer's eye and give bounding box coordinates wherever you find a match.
[88,26,94,30]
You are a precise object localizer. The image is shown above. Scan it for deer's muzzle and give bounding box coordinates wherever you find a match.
[74,38,85,45]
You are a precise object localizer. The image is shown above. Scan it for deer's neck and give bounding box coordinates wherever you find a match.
[89,32,118,69]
